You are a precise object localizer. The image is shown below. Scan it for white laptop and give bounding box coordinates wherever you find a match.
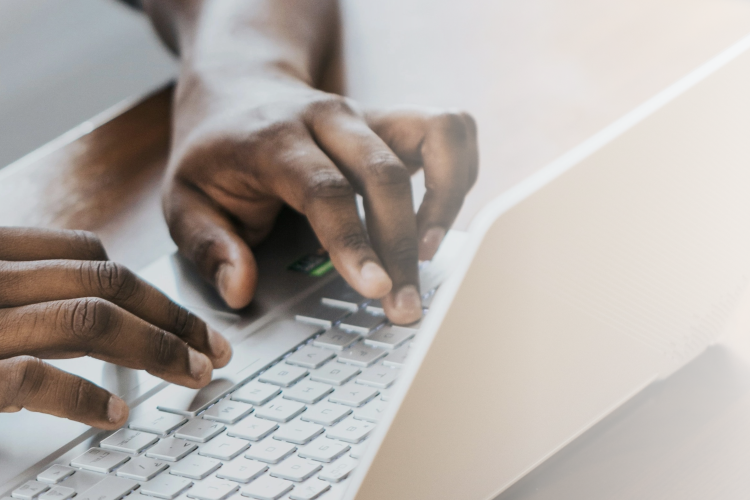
[4,33,750,500]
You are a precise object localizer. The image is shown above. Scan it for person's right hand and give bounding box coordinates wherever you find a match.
[0,227,232,430]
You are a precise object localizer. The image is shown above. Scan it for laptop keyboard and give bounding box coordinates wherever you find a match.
[13,276,432,500]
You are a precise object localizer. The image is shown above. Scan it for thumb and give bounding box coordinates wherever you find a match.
[164,182,258,309]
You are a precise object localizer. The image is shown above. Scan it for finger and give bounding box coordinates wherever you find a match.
[164,180,258,310]
[265,139,392,299]
[0,260,231,368]
[310,104,422,324]
[0,227,108,261]
[366,109,479,260]
[0,299,214,389]
[0,356,127,430]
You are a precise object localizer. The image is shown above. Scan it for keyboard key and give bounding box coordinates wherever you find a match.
[259,365,308,387]
[298,437,350,463]
[282,380,333,404]
[318,457,357,483]
[285,345,336,369]
[353,399,387,423]
[130,412,187,437]
[273,420,324,445]
[381,343,409,368]
[326,417,375,444]
[288,479,330,500]
[338,310,385,335]
[146,437,198,462]
[199,434,250,460]
[364,325,415,349]
[241,475,294,500]
[116,455,169,481]
[355,365,399,389]
[215,458,267,483]
[101,429,159,454]
[295,300,350,329]
[37,465,75,484]
[186,478,239,500]
[140,475,193,499]
[318,279,367,311]
[244,438,296,464]
[11,481,49,500]
[349,441,369,459]
[365,300,384,315]
[231,381,281,406]
[312,328,360,351]
[70,448,129,473]
[300,402,351,426]
[255,400,306,423]
[328,383,379,407]
[309,364,360,386]
[38,486,75,500]
[337,343,387,367]
[227,416,278,441]
[169,454,221,479]
[269,457,321,482]
[77,476,138,500]
[202,399,254,424]
[175,418,225,442]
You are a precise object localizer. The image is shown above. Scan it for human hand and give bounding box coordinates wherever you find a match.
[0,228,232,429]
[163,72,478,325]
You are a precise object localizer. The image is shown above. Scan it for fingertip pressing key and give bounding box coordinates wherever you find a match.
[107,395,129,427]
[189,349,213,385]
[382,285,423,325]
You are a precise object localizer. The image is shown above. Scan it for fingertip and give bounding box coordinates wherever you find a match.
[207,327,233,368]
[106,395,129,428]
[419,226,446,261]
[188,349,213,386]
[216,247,258,310]
[382,285,423,325]
[358,261,393,298]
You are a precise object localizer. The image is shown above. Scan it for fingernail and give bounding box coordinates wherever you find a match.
[189,349,212,381]
[394,285,423,320]
[107,395,128,424]
[216,264,232,300]
[207,327,232,367]
[420,227,446,261]
[360,261,392,296]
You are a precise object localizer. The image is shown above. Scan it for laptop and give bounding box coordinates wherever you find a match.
[5,32,750,500]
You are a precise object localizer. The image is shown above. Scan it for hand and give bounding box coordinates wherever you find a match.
[0,228,232,429]
[163,71,478,324]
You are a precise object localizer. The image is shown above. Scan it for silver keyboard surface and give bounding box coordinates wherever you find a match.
[7,274,434,500]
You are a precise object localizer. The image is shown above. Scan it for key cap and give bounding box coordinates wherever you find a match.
[337,343,386,367]
[70,448,129,473]
[364,300,384,315]
[318,457,357,483]
[273,420,324,445]
[130,412,187,437]
[169,454,221,479]
[298,437,350,463]
[231,381,281,406]
[288,479,330,500]
[355,365,399,389]
[254,400,306,423]
[338,310,385,335]
[146,437,198,462]
[215,458,267,483]
[186,479,239,500]
[300,402,351,426]
[379,388,392,401]
[381,343,409,368]
[353,399,387,423]
[77,476,138,500]
[175,418,225,442]
[11,481,49,500]
[101,428,159,454]
[202,399,254,424]
[285,346,336,369]
[241,475,294,500]
[318,279,367,311]
[295,300,350,329]
[269,457,321,482]
[116,455,169,481]
[227,416,278,441]
[244,438,296,464]
[349,441,369,459]
[259,365,308,387]
[140,475,193,499]
[37,465,75,484]
[199,434,250,460]
[422,291,435,309]
[282,380,333,404]
[328,383,379,407]
[311,328,360,351]
[309,364,360,386]
[326,417,374,444]
[38,486,75,500]
[364,325,415,349]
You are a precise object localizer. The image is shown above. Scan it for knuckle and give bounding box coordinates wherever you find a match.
[309,96,358,117]
[93,261,138,303]
[7,356,45,406]
[152,329,181,367]
[432,111,471,142]
[366,156,410,187]
[388,236,419,267]
[72,230,107,260]
[168,303,194,339]
[304,171,355,202]
[66,297,115,344]
[335,223,370,252]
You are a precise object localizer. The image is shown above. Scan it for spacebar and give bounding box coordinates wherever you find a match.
[145,319,322,417]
